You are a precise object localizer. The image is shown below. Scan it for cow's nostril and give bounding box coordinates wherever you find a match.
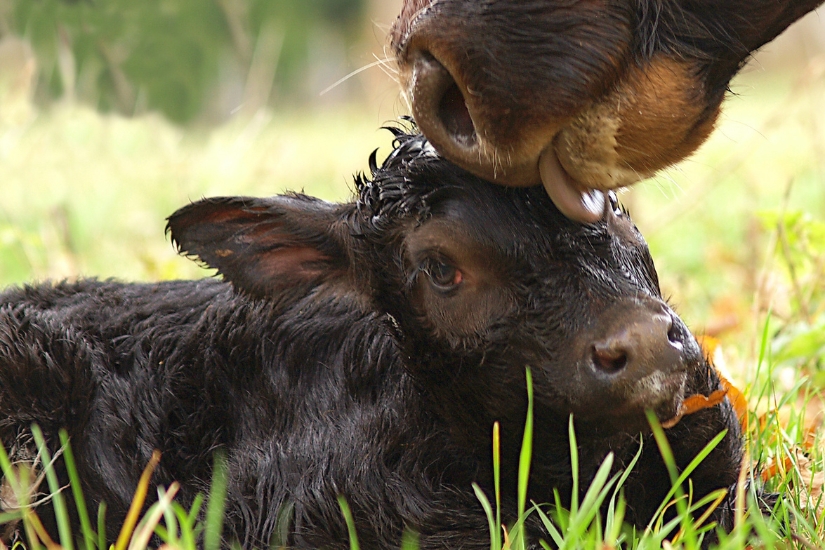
[411,49,477,151]
[592,346,628,373]
[437,81,476,147]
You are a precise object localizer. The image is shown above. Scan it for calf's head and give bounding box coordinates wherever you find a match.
[392,0,824,222]
[168,131,702,435]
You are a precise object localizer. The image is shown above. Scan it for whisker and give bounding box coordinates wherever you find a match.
[378,47,399,75]
[378,46,401,85]
[319,58,395,96]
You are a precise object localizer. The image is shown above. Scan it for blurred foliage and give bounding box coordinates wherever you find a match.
[6,0,367,123]
[0,104,395,285]
[761,210,825,376]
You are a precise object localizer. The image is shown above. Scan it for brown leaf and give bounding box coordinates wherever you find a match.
[718,372,749,431]
[662,389,728,429]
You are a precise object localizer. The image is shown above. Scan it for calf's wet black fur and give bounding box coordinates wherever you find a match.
[1,131,750,548]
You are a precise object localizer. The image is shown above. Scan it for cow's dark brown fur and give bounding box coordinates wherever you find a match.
[393,0,824,220]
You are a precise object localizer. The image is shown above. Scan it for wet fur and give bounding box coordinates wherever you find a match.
[1,132,752,548]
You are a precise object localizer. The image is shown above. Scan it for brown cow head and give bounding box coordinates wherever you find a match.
[392,0,824,221]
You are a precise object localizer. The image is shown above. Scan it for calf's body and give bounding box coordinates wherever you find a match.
[2,132,745,548]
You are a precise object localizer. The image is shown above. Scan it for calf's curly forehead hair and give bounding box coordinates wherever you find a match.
[354,127,447,233]
[352,127,592,246]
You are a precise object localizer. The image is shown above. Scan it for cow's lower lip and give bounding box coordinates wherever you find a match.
[539,144,605,223]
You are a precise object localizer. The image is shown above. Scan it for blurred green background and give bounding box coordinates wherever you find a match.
[0,0,824,380]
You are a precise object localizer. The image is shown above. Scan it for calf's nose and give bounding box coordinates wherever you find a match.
[589,306,700,382]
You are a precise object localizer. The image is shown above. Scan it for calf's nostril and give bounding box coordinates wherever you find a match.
[665,314,684,350]
[592,345,628,373]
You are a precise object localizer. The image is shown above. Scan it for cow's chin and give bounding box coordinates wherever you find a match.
[404,45,713,226]
[537,105,659,225]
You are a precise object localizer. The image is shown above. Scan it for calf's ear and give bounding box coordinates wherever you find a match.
[166,195,351,298]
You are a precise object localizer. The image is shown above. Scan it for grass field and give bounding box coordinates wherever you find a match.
[1,54,825,548]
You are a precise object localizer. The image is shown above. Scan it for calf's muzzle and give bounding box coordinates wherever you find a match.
[573,300,702,431]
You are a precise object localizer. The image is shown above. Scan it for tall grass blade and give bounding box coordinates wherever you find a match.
[646,425,728,533]
[205,451,229,550]
[756,311,772,375]
[0,435,42,550]
[97,502,107,550]
[337,497,360,550]
[172,496,203,550]
[532,505,564,547]
[559,454,619,550]
[159,487,179,546]
[0,512,23,525]
[647,412,679,487]
[515,367,535,550]
[568,415,579,517]
[684,488,728,534]
[59,430,96,550]
[24,503,59,550]
[0,441,22,499]
[472,483,498,550]
[114,450,161,550]
[400,529,419,550]
[270,500,295,548]
[153,485,184,546]
[606,438,642,538]
[605,494,626,546]
[30,425,73,550]
[493,421,502,550]
[187,493,204,525]
[128,482,179,550]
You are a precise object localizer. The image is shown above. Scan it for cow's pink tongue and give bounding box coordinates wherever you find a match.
[539,146,605,223]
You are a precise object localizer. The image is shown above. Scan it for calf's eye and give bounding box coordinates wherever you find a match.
[422,258,463,292]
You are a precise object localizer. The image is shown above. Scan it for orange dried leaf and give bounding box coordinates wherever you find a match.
[717,373,749,431]
[662,390,728,429]
[695,335,749,430]
[684,389,729,414]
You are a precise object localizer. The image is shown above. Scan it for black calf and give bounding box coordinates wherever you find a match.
[1,131,745,548]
